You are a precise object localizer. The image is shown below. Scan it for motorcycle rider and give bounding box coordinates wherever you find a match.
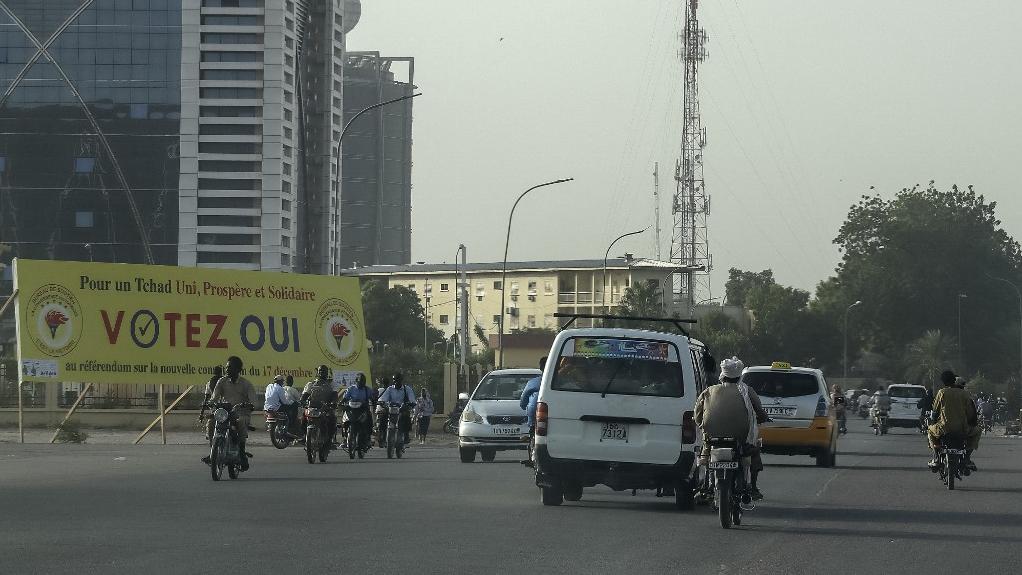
[831,384,847,433]
[870,389,891,429]
[694,357,770,500]
[302,365,339,448]
[519,357,546,466]
[200,365,224,442]
[203,356,257,470]
[856,391,871,415]
[928,370,981,471]
[341,373,374,451]
[379,372,417,447]
[282,376,302,436]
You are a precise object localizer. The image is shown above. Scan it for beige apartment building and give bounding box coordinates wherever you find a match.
[344,257,699,354]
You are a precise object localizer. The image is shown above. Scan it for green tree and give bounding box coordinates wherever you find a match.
[825,182,1022,380]
[360,280,444,349]
[725,269,775,307]
[615,280,665,330]
[903,330,956,386]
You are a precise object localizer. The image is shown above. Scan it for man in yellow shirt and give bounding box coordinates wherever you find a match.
[927,370,980,471]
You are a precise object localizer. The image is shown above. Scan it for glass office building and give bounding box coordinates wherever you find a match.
[0,0,182,265]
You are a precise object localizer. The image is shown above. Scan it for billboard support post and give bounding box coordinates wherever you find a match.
[134,385,194,445]
[49,382,93,443]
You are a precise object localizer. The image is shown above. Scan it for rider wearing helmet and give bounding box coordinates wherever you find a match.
[302,365,339,448]
[694,357,770,500]
[379,373,417,447]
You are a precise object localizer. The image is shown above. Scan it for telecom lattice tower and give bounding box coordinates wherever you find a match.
[670,0,712,314]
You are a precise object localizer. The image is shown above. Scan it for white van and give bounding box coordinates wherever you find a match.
[886,384,927,429]
[533,325,711,508]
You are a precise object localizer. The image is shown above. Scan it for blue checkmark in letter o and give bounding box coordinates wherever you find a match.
[131,309,159,349]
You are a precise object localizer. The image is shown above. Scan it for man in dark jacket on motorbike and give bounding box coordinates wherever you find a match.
[204,356,257,470]
[303,365,339,448]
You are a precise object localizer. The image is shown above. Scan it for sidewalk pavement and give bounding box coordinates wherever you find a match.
[0,426,461,446]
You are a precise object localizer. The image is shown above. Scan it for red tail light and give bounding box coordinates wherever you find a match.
[682,410,696,444]
[536,402,549,437]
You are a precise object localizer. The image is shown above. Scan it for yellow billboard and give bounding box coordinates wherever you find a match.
[12,259,370,386]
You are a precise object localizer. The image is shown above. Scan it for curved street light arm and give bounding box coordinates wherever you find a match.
[498,178,574,368]
[602,227,648,308]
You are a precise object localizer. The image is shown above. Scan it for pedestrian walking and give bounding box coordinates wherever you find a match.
[415,387,435,445]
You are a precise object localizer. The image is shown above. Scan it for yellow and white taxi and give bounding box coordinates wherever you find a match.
[742,362,838,467]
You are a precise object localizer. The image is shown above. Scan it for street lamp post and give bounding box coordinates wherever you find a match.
[844,300,863,379]
[957,293,968,371]
[498,178,574,368]
[602,228,647,312]
[986,273,1022,405]
[326,92,421,272]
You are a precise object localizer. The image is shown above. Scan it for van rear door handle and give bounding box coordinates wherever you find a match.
[580,415,650,424]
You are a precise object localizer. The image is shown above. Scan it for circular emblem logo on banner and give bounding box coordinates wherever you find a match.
[314,298,363,367]
[26,283,83,357]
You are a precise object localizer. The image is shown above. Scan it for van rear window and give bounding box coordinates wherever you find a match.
[551,337,684,398]
[742,371,819,398]
[888,386,925,399]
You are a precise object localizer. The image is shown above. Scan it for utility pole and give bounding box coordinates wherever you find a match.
[670,0,712,315]
[653,162,662,261]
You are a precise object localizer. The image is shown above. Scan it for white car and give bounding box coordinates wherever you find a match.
[886,384,927,429]
[459,369,541,463]
[534,326,710,508]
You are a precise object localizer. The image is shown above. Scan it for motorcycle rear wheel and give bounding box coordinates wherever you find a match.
[717,471,734,529]
[386,430,395,459]
[210,437,225,481]
[947,454,956,490]
[228,464,239,479]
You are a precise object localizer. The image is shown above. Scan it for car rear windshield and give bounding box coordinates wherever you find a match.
[551,337,684,398]
[742,371,819,398]
[472,374,536,400]
[888,386,925,399]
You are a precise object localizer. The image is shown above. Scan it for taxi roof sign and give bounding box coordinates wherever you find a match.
[770,361,792,370]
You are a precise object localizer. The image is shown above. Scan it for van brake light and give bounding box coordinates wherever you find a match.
[536,402,549,437]
[682,410,696,444]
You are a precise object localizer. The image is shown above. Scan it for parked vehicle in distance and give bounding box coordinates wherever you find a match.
[459,369,540,463]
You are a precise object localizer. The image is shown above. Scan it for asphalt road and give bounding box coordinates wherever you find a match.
[2,418,1021,575]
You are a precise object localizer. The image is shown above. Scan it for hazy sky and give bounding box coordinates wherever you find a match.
[348,1,1022,298]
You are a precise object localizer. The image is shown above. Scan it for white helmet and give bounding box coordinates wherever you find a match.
[719,356,745,380]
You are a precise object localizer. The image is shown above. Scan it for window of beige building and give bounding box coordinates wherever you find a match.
[439,315,449,325]
[527,315,536,328]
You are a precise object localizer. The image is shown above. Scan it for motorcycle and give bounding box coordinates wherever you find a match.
[265,407,300,449]
[208,401,252,481]
[936,433,968,490]
[376,403,389,448]
[303,402,335,464]
[979,414,993,434]
[919,410,932,434]
[857,403,870,419]
[343,399,373,459]
[836,407,848,435]
[706,436,749,529]
[872,410,889,435]
[384,401,414,459]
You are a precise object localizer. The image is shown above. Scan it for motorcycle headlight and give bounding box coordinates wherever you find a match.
[213,408,229,423]
[461,408,483,424]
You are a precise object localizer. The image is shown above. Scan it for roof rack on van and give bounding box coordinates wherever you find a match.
[553,313,696,337]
